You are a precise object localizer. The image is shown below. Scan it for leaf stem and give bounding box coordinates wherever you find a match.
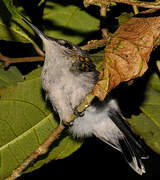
[100,4,108,16]
[132,5,139,15]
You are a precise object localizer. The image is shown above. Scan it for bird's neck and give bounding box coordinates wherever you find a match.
[44,51,74,72]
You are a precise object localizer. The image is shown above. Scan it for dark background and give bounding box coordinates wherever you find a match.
[19,137,160,179]
[1,0,160,179]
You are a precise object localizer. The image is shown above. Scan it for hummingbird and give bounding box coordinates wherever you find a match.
[22,16,98,125]
[22,16,148,175]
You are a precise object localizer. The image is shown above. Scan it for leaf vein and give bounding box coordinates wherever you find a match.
[0,114,54,151]
[140,106,160,129]
[64,7,79,27]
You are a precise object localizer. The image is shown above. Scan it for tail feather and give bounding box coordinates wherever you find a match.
[119,137,146,175]
[69,98,148,175]
[94,124,147,175]
[107,110,148,175]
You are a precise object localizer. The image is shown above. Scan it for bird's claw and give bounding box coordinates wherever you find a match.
[74,109,84,117]
[61,120,74,127]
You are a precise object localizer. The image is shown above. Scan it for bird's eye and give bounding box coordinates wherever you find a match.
[63,42,73,50]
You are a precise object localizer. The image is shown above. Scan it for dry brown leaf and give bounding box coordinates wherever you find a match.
[93,11,160,101]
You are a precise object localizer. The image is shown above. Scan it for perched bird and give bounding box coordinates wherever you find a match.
[69,97,148,175]
[22,16,148,175]
[22,16,98,125]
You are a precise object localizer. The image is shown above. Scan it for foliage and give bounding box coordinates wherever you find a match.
[0,0,100,179]
[0,67,82,179]
[43,1,99,44]
[128,73,160,154]
[0,0,160,179]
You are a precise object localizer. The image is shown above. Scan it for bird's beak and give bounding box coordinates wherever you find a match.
[22,16,57,43]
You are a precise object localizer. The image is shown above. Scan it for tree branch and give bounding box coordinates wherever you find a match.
[0,52,44,67]
[84,0,160,9]
[5,124,65,180]
[32,44,45,57]
[80,39,108,50]
[100,4,108,16]
[0,39,108,68]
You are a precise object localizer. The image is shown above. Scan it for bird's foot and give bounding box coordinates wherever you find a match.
[61,120,74,127]
[73,109,85,117]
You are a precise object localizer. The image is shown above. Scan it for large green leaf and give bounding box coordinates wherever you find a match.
[43,1,99,44]
[0,68,82,180]
[127,73,160,154]
[0,65,23,88]
[2,0,99,48]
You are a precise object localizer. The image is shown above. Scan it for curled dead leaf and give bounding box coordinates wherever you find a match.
[93,10,160,101]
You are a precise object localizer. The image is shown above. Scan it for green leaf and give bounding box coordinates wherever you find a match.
[157,61,160,72]
[0,68,82,179]
[90,49,105,72]
[2,0,21,18]
[127,73,160,154]
[116,12,134,26]
[1,0,99,51]
[128,113,160,154]
[24,67,42,81]
[0,65,23,88]
[43,1,99,44]
[148,73,160,92]
[0,1,41,52]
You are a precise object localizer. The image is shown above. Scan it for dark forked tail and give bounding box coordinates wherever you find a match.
[108,110,148,175]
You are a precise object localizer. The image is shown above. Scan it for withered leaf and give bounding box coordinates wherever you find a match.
[93,12,160,100]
